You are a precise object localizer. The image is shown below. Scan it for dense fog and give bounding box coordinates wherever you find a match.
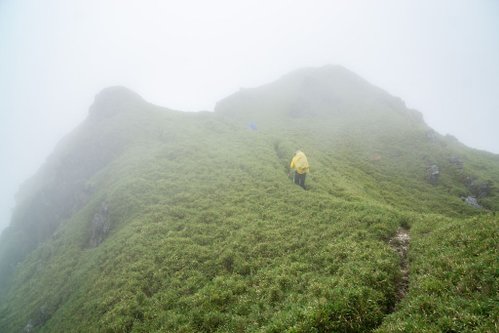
[0,0,498,234]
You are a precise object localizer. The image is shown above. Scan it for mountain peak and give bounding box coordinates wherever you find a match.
[216,65,408,123]
[89,86,145,119]
[280,64,363,81]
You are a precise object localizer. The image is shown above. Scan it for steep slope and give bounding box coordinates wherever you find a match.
[0,87,160,293]
[0,66,497,332]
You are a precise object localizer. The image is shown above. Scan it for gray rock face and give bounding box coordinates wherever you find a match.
[425,130,438,142]
[23,304,50,332]
[427,164,440,185]
[23,322,33,333]
[89,202,110,247]
[464,176,492,198]
[477,182,492,198]
[463,196,482,209]
[449,156,464,170]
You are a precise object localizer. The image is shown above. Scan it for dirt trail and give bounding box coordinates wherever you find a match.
[389,227,410,308]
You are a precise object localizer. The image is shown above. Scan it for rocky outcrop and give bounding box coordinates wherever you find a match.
[463,196,482,209]
[425,129,439,143]
[89,202,110,247]
[23,322,33,333]
[23,304,51,333]
[447,157,492,207]
[464,177,492,199]
[449,156,464,170]
[426,164,440,185]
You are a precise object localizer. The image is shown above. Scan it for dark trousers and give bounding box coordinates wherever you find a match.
[294,172,306,189]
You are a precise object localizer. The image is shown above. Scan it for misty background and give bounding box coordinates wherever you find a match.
[1,0,498,234]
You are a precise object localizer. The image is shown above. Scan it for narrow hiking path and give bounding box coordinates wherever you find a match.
[388,227,410,310]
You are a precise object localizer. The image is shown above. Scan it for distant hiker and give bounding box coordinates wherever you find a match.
[289,150,309,189]
[247,122,257,131]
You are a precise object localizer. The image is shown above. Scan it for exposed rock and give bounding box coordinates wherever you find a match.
[425,129,438,142]
[23,304,51,332]
[407,108,424,122]
[476,182,492,198]
[463,196,482,209]
[449,156,464,170]
[89,202,110,247]
[426,164,440,185]
[464,176,492,198]
[23,321,33,333]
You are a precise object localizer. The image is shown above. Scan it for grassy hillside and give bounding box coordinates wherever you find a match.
[0,67,497,332]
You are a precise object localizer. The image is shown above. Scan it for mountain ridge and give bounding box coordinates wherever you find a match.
[216,65,416,124]
[0,66,497,332]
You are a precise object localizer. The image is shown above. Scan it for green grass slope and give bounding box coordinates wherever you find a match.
[0,67,497,332]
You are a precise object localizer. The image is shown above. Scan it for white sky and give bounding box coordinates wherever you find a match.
[1,0,498,233]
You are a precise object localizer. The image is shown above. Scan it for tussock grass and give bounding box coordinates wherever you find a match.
[0,69,498,332]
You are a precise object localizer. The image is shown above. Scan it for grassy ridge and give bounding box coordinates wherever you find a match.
[0,109,405,332]
[0,68,498,332]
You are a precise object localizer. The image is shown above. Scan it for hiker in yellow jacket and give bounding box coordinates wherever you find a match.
[290,150,309,189]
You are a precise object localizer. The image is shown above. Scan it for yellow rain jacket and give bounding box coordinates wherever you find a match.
[290,151,309,174]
